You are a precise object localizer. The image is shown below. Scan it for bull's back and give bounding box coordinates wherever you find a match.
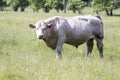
[71,15,104,39]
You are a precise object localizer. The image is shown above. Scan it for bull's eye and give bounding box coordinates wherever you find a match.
[47,24,52,28]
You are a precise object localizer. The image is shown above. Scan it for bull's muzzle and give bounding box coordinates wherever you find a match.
[38,35,44,39]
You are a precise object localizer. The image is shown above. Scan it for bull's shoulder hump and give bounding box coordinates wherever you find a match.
[45,16,63,23]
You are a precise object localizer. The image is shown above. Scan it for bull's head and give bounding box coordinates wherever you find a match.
[29,22,53,39]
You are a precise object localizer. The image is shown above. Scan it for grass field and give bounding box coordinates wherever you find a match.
[0,9,120,80]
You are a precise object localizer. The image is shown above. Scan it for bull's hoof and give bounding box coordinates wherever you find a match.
[100,55,103,58]
[56,54,62,59]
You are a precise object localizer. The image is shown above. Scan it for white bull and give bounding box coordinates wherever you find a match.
[29,15,104,59]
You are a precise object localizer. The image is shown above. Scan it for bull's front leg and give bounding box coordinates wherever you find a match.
[56,37,66,59]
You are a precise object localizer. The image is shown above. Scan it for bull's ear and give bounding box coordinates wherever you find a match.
[47,23,52,28]
[29,24,36,29]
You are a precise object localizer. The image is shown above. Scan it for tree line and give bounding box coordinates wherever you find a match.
[0,0,120,16]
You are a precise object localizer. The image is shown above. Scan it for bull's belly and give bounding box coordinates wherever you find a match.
[65,37,89,48]
[65,29,93,47]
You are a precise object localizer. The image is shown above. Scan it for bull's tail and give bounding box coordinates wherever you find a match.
[93,14,104,39]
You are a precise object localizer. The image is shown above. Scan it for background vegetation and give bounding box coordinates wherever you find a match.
[0,0,120,15]
[0,7,120,80]
[0,0,120,80]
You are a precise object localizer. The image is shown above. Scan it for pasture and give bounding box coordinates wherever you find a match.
[0,9,120,80]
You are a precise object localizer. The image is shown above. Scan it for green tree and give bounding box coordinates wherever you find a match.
[42,0,52,13]
[67,0,86,14]
[92,0,120,16]
[9,0,29,12]
[52,0,63,13]
[0,0,6,11]
[19,0,29,12]
[29,0,52,13]
[29,0,43,12]
[82,0,91,6]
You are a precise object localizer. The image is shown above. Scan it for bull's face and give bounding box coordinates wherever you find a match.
[29,22,52,39]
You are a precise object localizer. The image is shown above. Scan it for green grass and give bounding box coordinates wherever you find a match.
[0,9,120,80]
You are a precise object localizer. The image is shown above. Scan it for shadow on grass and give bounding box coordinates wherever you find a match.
[113,14,120,17]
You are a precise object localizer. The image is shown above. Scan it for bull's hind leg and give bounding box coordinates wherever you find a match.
[86,39,94,57]
[96,38,103,58]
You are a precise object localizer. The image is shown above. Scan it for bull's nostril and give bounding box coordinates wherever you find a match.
[38,35,44,39]
[41,35,43,38]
